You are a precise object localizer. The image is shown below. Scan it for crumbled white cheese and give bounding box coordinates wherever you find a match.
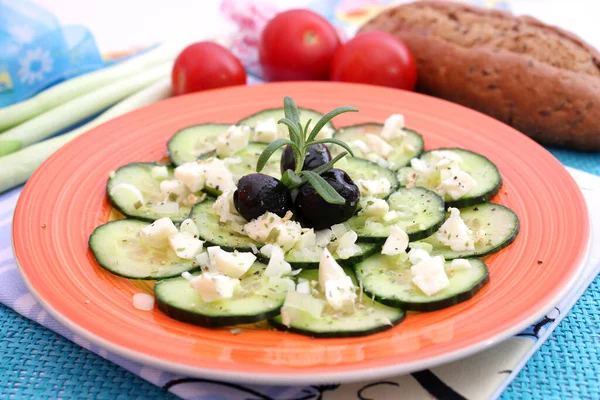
[356,178,392,197]
[411,255,450,296]
[331,223,349,240]
[244,212,282,242]
[359,198,389,217]
[438,168,477,200]
[214,249,256,278]
[195,252,210,268]
[174,162,206,193]
[318,248,346,290]
[264,245,292,277]
[381,226,409,256]
[380,114,406,141]
[188,272,240,302]
[451,258,472,270]
[212,191,240,224]
[315,229,334,247]
[253,119,278,142]
[325,276,356,312]
[159,180,188,203]
[408,248,432,265]
[202,158,236,193]
[410,158,433,174]
[364,133,393,157]
[132,293,155,311]
[169,232,204,259]
[335,230,361,260]
[110,183,145,207]
[179,219,199,237]
[151,166,169,180]
[296,279,311,294]
[152,201,180,215]
[401,143,416,154]
[245,212,302,251]
[350,139,370,154]
[282,291,325,320]
[215,125,250,157]
[435,207,475,252]
[293,229,316,251]
[140,217,178,248]
[382,210,404,223]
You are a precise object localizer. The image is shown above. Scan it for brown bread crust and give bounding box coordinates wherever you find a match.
[359,0,600,150]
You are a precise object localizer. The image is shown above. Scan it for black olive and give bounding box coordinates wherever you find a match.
[294,168,360,230]
[280,144,332,175]
[233,173,293,221]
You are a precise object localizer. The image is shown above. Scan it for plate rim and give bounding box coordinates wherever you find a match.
[12,81,592,384]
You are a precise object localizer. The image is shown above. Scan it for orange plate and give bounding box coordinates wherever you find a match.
[13,82,589,384]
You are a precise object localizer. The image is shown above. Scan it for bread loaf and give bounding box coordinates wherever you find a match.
[359,0,600,150]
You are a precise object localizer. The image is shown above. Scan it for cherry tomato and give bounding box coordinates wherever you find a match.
[259,9,341,81]
[330,32,417,90]
[172,42,246,95]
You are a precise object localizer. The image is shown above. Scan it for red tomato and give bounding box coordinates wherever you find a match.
[259,9,341,81]
[330,32,417,91]
[172,42,246,95]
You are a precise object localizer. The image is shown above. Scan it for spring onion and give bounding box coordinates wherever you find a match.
[0,62,171,157]
[0,42,185,131]
[0,78,172,193]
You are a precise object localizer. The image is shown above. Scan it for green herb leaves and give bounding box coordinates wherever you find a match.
[256,95,359,204]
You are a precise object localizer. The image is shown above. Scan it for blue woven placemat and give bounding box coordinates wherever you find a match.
[1,148,598,400]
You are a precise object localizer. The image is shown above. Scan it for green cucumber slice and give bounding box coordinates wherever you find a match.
[269,268,404,338]
[347,187,445,242]
[89,219,197,279]
[238,107,333,138]
[155,263,291,327]
[355,255,488,311]
[417,202,519,259]
[168,123,231,166]
[397,148,502,208]
[333,123,424,169]
[107,162,193,222]
[189,199,259,251]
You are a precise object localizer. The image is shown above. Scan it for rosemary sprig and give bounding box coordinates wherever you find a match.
[256,96,358,204]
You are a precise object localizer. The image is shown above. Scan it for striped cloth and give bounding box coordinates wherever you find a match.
[1,168,599,399]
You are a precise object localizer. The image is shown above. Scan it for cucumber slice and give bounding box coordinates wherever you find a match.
[107,162,192,222]
[168,123,231,166]
[238,107,333,138]
[355,255,488,311]
[155,263,291,327]
[347,187,446,242]
[336,157,398,199]
[258,243,379,270]
[269,268,404,338]
[397,148,502,208]
[333,123,424,169]
[417,203,519,259]
[89,219,197,279]
[189,199,259,251]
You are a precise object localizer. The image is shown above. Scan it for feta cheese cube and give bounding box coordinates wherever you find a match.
[350,139,370,153]
[195,252,210,267]
[410,158,432,174]
[109,183,145,207]
[318,248,346,291]
[381,226,409,256]
[215,125,250,157]
[206,246,222,269]
[411,255,450,296]
[431,150,463,168]
[380,114,405,141]
[335,230,361,260]
[293,229,316,251]
[169,232,204,259]
[264,245,292,277]
[174,163,205,192]
[212,191,238,223]
[324,275,357,312]
[179,219,199,237]
[365,134,394,157]
[359,198,389,217]
[151,166,169,180]
[315,229,334,247]
[438,169,477,200]
[382,210,405,223]
[356,178,392,197]
[296,279,311,294]
[214,249,256,278]
[253,118,278,142]
[331,223,349,240]
[189,272,240,302]
[140,217,178,248]
[245,212,282,242]
[435,208,475,251]
[451,258,472,270]
[159,179,188,202]
[408,248,431,265]
[202,158,236,193]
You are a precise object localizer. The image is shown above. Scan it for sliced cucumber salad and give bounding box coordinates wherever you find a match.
[89,99,519,339]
